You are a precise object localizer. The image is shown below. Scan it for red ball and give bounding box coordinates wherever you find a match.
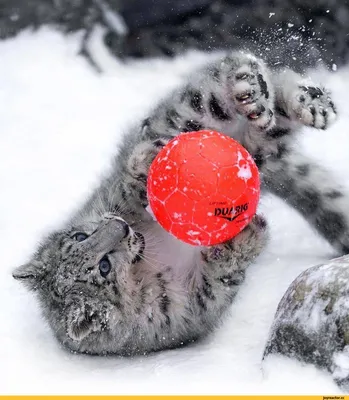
[147,130,260,246]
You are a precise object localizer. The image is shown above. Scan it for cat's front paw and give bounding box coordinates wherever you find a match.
[290,85,337,129]
[66,298,108,342]
[125,138,170,207]
[231,60,275,130]
[202,214,269,264]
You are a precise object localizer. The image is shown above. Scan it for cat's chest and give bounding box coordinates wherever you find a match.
[202,113,247,143]
[134,220,202,275]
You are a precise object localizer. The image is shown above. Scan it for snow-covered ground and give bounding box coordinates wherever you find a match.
[1,28,349,395]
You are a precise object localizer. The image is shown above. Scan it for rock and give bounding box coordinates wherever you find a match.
[264,255,349,389]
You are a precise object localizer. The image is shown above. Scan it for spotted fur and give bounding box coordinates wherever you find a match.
[13,51,347,356]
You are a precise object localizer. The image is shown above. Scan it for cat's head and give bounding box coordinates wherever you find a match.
[12,213,145,354]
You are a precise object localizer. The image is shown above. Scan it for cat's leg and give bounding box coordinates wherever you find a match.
[116,51,277,215]
[262,146,349,255]
[271,69,337,129]
[141,51,276,139]
[193,214,269,317]
[117,134,172,215]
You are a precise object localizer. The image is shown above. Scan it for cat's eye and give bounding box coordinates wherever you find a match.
[99,257,111,278]
[73,232,88,242]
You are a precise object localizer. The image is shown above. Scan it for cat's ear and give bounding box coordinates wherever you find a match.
[12,261,45,290]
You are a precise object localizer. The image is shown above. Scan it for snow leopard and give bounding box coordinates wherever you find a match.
[13,51,344,356]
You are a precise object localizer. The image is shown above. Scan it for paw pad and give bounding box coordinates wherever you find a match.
[232,61,274,130]
[292,84,337,129]
[248,105,266,120]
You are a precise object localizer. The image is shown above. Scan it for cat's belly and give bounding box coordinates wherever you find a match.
[135,220,202,276]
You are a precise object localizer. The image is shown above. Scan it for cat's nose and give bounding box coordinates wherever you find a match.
[118,220,130,238]
[107,218,130,241]
[87,217,131,254]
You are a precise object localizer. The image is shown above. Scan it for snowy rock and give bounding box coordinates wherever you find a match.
[264,255,349,389]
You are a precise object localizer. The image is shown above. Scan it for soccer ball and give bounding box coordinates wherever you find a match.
[147,130,260,246]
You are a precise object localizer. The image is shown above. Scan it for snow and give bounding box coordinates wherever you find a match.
[333,347,349,380]
[237,164,252,180]
[95,0,129,35]
[187,230,201,236]
[0,28,348,395]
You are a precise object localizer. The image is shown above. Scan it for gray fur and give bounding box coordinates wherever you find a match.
[13,51,346,355]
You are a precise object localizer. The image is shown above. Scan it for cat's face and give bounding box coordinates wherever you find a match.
[12,213,145,354]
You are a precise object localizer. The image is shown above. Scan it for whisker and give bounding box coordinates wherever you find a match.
[142,236,164,246]
[139,255,165,272]
[142,250,159,258]
[141,253,167,267]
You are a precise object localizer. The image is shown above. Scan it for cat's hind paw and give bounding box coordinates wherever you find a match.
[231,61,275,130]
[202,214,269,265]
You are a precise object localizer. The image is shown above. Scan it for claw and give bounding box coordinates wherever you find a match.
[308,105,316,115]
[319,107,327,116]
[249,112,260,119]
[240,93,251,100]
[236,91,253,103]
[236,72,254,80]
[248,104,265,120]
